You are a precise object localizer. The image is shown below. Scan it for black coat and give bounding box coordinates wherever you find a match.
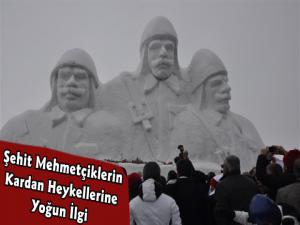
[214,173,260,225]
[165,177,209,225]
[256,154,296,199]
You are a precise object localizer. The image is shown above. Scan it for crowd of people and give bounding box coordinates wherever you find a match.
[128,145,300,225]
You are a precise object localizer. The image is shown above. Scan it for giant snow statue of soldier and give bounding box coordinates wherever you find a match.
[0,48,124,158]
[170,49,265,171]
[99,16,189,161]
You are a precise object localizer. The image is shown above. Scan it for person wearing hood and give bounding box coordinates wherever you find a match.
[99,16,189,162]
[170,49,265,171]
[233,194,299,225]
[130,162,182,225]
[0,48,123,158]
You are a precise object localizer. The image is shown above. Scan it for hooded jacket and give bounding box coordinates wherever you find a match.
[130,178,182,225]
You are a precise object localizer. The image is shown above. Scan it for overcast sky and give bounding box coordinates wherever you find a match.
[1,0,299,149]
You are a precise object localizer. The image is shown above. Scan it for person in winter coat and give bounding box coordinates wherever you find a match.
[130,162,182,225]
[276,158,300,215]
[165,159,209,225]
[214,155,260,225]
[256,147,299,200]
[167,170,178,185]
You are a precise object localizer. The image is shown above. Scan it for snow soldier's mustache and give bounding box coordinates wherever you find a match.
[215,92,231,102]
[59,87,86,97]
[153,58,173,69]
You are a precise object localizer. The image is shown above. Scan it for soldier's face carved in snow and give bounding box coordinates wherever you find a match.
[203,73,231,114]
[147,39,175,81]
[56,66,90,112]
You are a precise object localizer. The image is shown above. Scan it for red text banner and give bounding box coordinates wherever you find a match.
[0,140,129,225]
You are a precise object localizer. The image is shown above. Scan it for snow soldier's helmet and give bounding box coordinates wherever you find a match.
[137,16,181,79]
[44,48,100,111]
[188,49,227,93]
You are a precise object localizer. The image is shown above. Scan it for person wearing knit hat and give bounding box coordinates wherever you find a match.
[99,16,189,162]
[170,49,264,171]
[233,193,300,225]
[143,161,161,181]
[249,194,282,225]
[283,149,300,173]
[128,172,142,201]
[0,48,118,157]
